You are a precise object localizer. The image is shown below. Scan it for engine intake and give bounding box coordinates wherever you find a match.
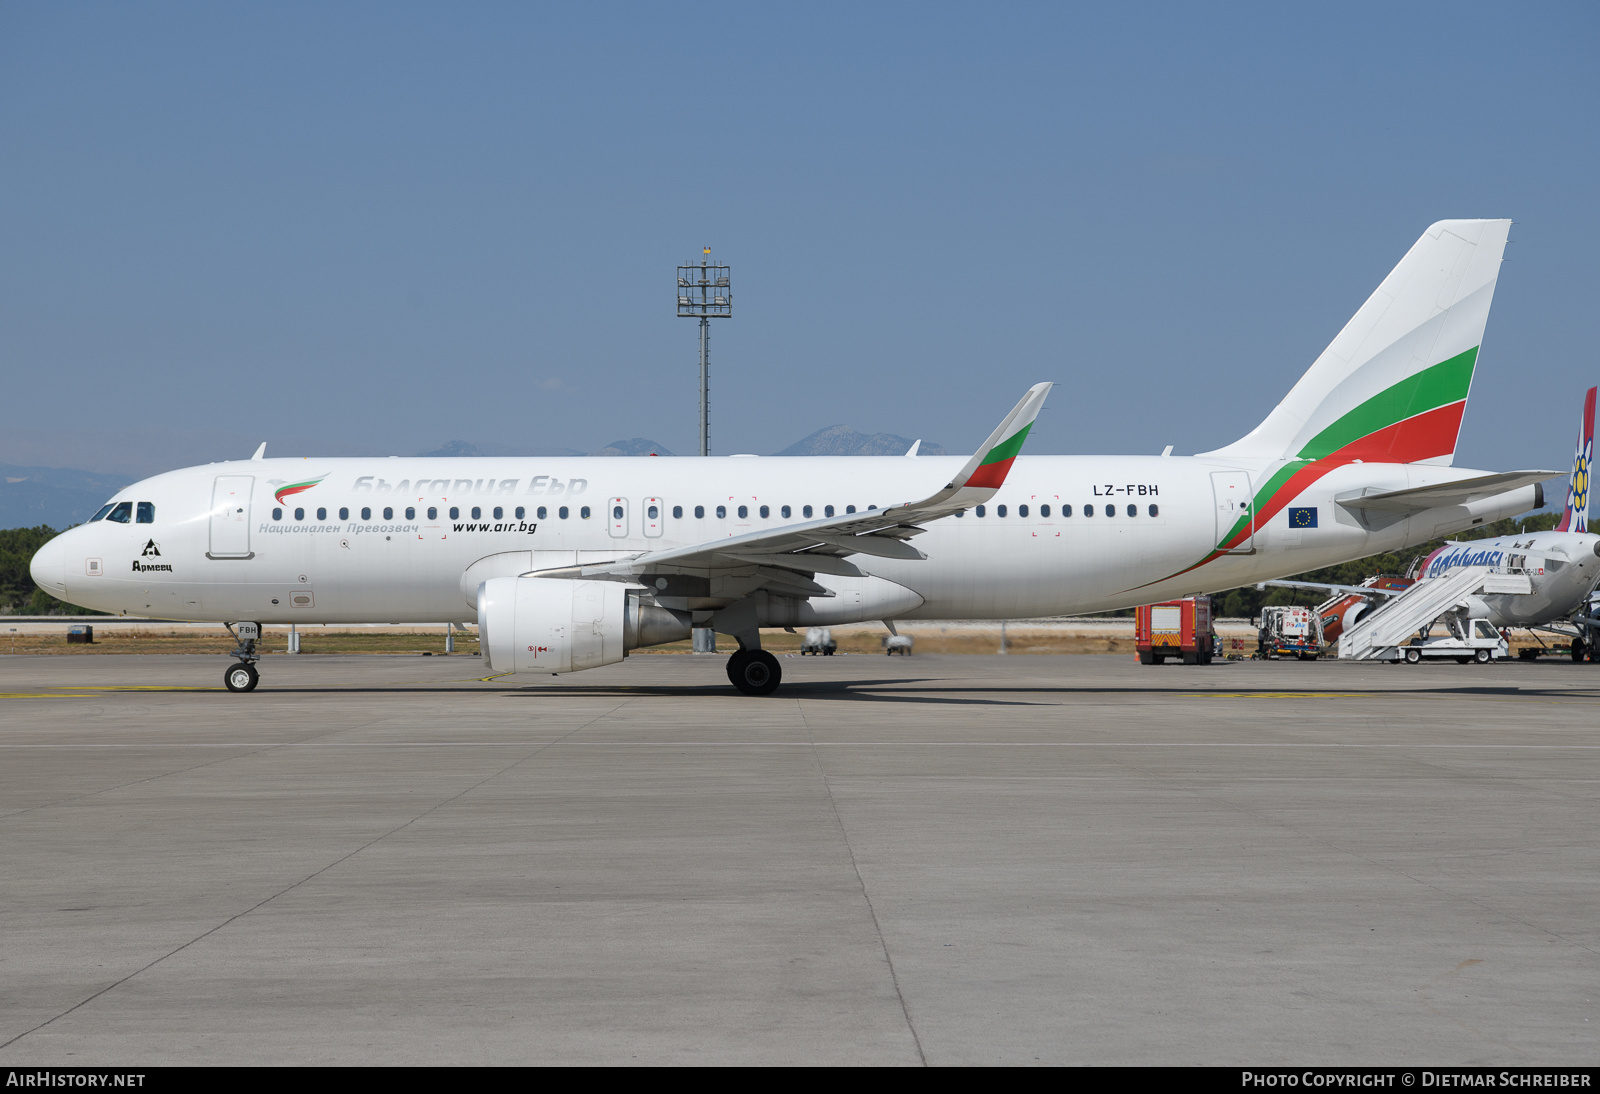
[478,576,691,675]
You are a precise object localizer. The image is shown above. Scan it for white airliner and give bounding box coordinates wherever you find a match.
[31,219,1557,694]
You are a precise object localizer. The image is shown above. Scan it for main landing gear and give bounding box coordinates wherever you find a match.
[224,621,262,693]
[726,648,782,696]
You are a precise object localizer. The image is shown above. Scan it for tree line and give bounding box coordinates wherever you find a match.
[0,526,102,615]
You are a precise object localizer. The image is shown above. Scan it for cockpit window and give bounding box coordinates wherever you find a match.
[90,504,115,522]
[106,502,133,524]
[136,502,155,524]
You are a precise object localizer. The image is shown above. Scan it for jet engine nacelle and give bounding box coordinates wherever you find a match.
[478,576,691,675]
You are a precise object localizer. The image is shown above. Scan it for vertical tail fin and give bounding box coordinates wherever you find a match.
[1201,220,1511,466]
[1556,386,1595,532]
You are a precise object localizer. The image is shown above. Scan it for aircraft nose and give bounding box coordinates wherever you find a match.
[29,536,68,602]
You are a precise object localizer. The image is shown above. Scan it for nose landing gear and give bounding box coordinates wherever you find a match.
[225,662,259,692]
[726,648,782,696]
[224,621,262,693]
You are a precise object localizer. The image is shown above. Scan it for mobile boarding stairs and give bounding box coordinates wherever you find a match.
[1335,565,1532,661]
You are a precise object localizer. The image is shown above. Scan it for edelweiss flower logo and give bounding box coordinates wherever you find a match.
[1572,443,1590,513]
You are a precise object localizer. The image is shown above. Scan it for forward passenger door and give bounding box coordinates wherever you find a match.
[208,476,254,559]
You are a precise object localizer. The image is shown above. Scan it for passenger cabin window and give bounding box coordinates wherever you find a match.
[737,505,748,518]
[1019,504,1029,518]
[975,505,986,517]
[294,508,305,521]
[361,507,372,520]
[559,506,569,519]
[695,505,705,518]
[781,505,790,518]
[580,506,591,519]
[136,502,155,524]
[613,505,624,519]
[1062,504,1072,517]
[672,505,683,519]
[405,507,416,520]
[383,507,394,520]
[1127,504,1137,517]
[648,504,659,519]
[446,507,456,520]
[493,507,503,520]
[431,508,440,521]
[514,507,524,519]
[272,508,283,521]
[317,507,327,521]
[339,507,349,520]
[824,505,834,517]
[759,505,769,519]
[1084,504,1094,517]
[716,505,727,519]
[846,505,856,514]
[803,505,813,518]
[472,507,482,520]
[1148,504,1158,517]
[106,502,133,523]
[537,507,548,520]
[1104,505,1115,518]
[997,504,1007,517]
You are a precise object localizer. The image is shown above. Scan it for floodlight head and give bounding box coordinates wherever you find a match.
[677,254,731,319]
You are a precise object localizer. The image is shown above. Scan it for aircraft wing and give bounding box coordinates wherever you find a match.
[530,382,1052,591]
[1336,470,1559,513]
[1256,579,1408,598]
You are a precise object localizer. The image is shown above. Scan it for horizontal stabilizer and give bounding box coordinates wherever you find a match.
[1337,470,1557,513]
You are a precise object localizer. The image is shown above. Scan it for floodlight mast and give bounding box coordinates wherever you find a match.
[677,248,731,654]
[677,248,731,458]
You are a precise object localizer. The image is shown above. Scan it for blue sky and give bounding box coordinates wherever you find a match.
[1,2,1596,472]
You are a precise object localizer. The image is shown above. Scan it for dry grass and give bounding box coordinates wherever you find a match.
[0,630,481,657]
[0,625,1568,660]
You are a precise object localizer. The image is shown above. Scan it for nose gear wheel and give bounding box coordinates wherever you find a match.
[224,663,259,692]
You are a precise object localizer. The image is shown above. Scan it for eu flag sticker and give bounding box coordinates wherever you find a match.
[1289,507,1318,528]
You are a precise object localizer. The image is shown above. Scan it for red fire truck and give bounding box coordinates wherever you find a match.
[1136,597,1215,665]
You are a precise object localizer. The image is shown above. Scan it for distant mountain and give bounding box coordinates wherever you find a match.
[418,439,483,458]
[773,426,945,457]
[0,464,135,531]
[416,440,584,458]
[590,439,674,457]
[416,438,673,458]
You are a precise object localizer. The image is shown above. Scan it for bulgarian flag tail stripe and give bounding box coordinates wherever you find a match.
[1138,349,1483,589]
[274,476,328,504]
[955,382,1052,492]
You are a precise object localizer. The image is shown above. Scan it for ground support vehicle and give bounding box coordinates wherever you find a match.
[1136,597,1214,665]
[800,628,837,655]
[1257,605,1323,660]
[1386,618,1509,664]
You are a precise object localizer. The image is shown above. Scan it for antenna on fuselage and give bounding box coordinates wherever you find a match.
[250,442,267,460]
